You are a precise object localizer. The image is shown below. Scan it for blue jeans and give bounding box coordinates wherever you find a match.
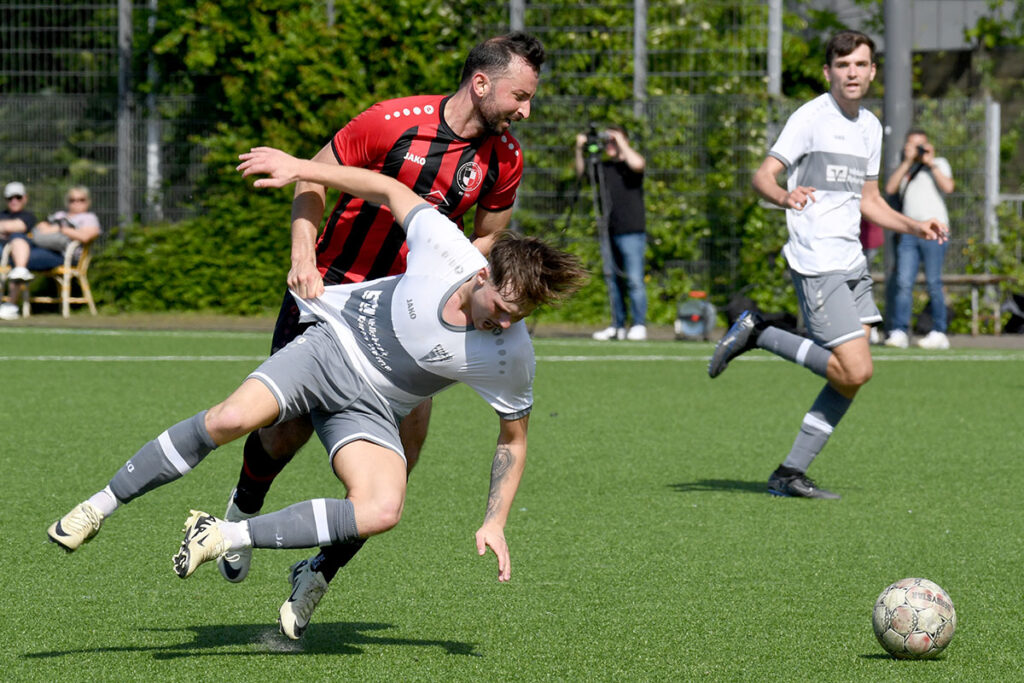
[8,233,65,270]
[891,234,949,333]
[602,231,647,328]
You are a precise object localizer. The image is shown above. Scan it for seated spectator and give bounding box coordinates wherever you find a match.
[1,182,37,246]
[0,185,101,320]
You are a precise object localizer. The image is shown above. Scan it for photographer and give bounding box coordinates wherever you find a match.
[883,130,955,349]
[574,125,648,341]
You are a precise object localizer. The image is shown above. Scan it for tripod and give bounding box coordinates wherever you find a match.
[586,152,626,280]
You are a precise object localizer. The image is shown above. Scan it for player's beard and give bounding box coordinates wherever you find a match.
[478,93,513,135]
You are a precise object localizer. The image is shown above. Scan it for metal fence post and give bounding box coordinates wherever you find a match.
[633,0,647,121]
[117,0,133,235]
[767,0,782,97]
[984,94,1000,245]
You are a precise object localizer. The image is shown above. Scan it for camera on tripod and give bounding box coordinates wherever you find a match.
[585,124,611,156]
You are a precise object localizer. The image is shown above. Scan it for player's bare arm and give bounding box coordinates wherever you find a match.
[860,180,948,243]
[287,142,337,299]
[239,147,422,226]
[752,156,816,210]
[609,128,645,173]
[475,414,528,582]
[470,206,513,257]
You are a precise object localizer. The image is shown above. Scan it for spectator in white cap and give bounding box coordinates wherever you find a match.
[1,182,36,243]
[0,184,100,320]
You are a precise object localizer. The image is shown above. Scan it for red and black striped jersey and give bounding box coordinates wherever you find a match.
[316,94,523,285]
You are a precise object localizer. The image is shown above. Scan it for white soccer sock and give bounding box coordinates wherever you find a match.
[218,519,253,551]
[87,486,120,517]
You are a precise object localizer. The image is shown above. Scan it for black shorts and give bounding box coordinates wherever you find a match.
[270,289,315,354]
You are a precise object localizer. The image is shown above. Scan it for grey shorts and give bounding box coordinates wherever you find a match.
[248,322,406,464]
[791,262,882,348]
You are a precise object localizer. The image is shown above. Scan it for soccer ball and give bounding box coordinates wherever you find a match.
[872,578,956,659]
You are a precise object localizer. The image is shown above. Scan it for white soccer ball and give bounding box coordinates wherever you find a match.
[872,577,957,659]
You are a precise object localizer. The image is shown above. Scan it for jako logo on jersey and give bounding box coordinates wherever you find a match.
[456,161,484,192]
[404,152,427,166]
[406,298,417,319]
[420,344,453,363]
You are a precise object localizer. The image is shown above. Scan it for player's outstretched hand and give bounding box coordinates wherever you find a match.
[237,146,303,188]
[916,218,950,244]
[475,522,511,582]
[784,185,817,211]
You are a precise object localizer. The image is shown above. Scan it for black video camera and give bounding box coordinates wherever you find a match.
[915,144,927,159]
[585,124,610,156]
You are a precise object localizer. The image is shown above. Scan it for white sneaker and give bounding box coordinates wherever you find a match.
[0,303,19,320]
[279,559,329,640]
[48,501,104,552]
[7,266,33,282]
[625,324,647,341]
[592,326,625,341]
[884,329,909,349]
[916,330,950,350]
[868,327,881,345]
[217,489,256,583]
[173,509,230,579]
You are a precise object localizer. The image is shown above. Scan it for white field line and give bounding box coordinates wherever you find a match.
[0,353,1021,363]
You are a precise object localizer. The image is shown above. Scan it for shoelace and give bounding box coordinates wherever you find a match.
[66,505,102,534]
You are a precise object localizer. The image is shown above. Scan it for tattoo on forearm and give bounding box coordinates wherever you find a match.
[485,445,513,521]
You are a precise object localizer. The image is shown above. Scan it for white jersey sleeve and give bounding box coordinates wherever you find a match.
[768,106,813,171]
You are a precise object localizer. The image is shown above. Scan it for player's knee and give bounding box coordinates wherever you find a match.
[206,402,255,440]
[845,360,873,387]
[360,497,404,535]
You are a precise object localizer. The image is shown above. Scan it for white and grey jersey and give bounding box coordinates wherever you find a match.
[295,203,535,420]
[769,92,882,276]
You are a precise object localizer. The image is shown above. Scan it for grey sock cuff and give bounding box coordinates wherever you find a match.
[758,326,831,378]
[249,498,360,549]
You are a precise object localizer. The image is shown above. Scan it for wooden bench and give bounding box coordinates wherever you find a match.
[871,272,1015,336]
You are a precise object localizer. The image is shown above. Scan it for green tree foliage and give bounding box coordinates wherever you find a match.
[93,0,504,314]
[90,0,1018,326]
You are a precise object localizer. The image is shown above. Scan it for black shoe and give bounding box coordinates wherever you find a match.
[708,310,761,378]
[767,468,840,500]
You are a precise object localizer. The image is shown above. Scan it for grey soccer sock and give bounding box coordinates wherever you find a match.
[108,411,217,504]
[757,326,831,378]
[248,498,360,549]
[782,384,852,472]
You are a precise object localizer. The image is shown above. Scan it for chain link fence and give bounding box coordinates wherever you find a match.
[0,1,1010,304]
[0,1,207,238]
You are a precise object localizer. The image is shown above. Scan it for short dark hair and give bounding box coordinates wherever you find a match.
[488,232,587,309]
[606,124,629,139]
[906,128,928,140]
[459,32,545,86]
[825,30,875,66]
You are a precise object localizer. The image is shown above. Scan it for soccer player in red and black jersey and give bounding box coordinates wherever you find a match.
[219,31,545,638]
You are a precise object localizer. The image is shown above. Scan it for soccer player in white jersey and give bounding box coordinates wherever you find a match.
[47,146,586,638]
[708,30,948,499]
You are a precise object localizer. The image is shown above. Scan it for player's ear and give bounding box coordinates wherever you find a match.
[472,72,490,97]
[475,266,490,286]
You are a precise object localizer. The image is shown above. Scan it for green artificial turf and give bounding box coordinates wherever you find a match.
[2,327,1022,681]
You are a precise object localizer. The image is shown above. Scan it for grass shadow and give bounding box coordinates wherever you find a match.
[857,653,946,662]
[668,479,769,495]
[23,622,480,659]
